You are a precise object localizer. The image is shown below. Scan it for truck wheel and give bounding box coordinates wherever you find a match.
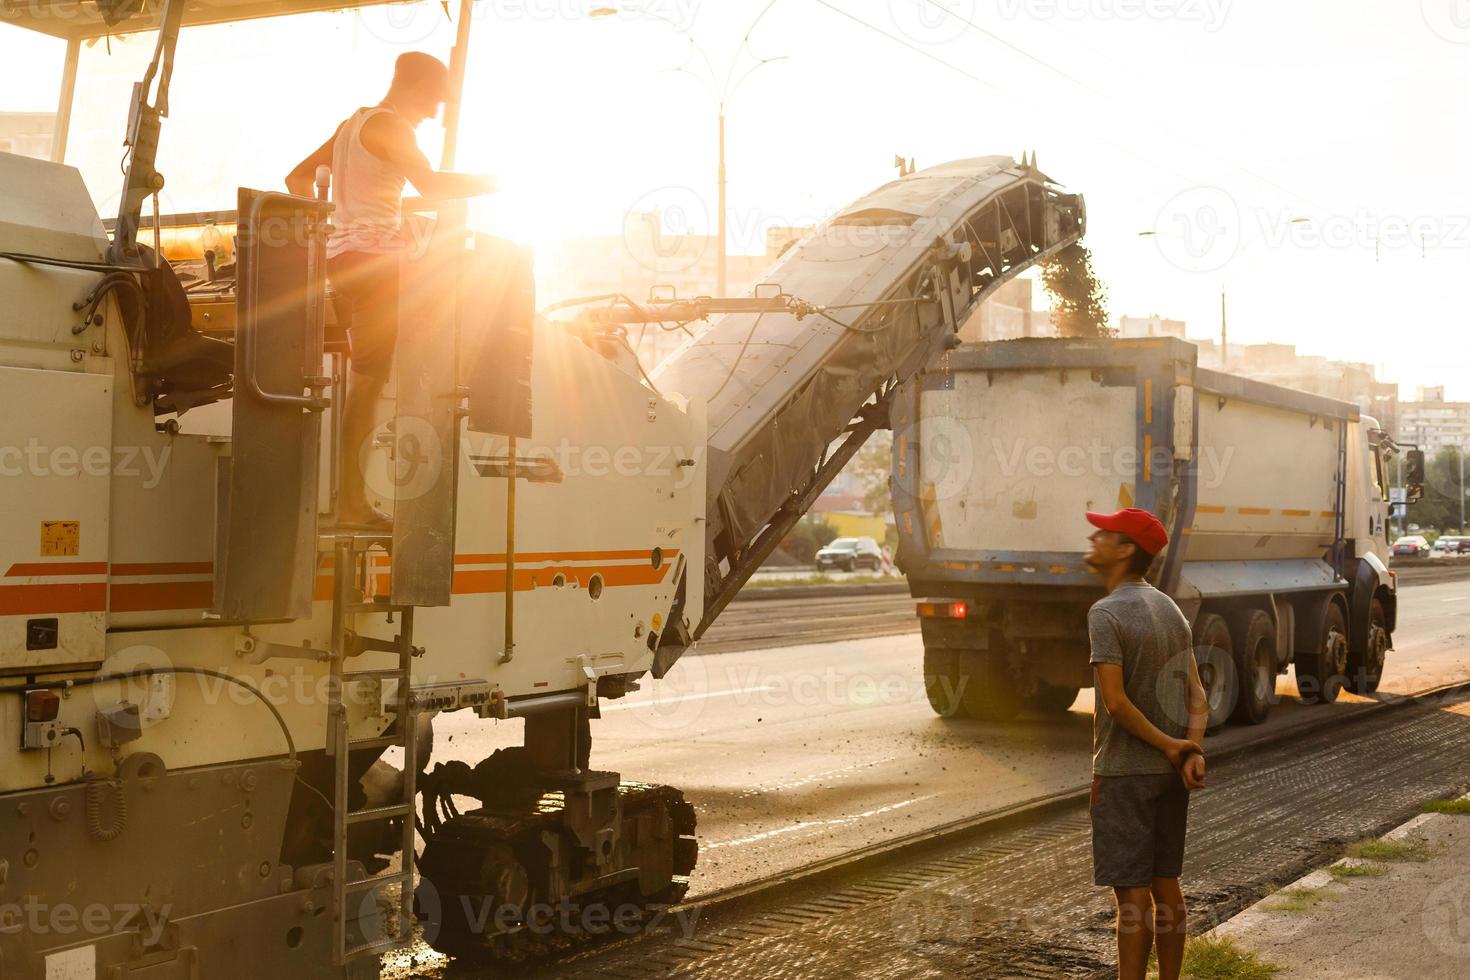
[1024,682,1080,714]
[1297,601,1349,704]
[1345,597,1388,695]
[1193,613,1236,734]
[957,652,1022,722]
[922,647,965,718]
[1231,609,1277,725]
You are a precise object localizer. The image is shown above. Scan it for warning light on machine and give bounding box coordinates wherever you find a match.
[25,689,60,723]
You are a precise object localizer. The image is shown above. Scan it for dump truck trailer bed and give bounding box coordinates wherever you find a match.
[892,337,1404,729]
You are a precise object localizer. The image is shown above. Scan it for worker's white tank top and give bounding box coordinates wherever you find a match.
[326,106,407,258]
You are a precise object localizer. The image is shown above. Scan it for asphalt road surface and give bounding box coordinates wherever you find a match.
[551,685,1470,978]
[700,561,1465,656]
[423,574,1470,899]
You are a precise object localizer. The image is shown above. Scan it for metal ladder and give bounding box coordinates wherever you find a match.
[326,534,420,965]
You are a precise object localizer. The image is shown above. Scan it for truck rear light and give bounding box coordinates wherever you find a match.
[916,600,967,619]
[26,689,60,723]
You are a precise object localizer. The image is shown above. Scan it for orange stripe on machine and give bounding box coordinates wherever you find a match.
[0,583,107,614]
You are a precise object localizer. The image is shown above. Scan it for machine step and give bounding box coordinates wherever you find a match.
[345,735,403,751]
[343,870,413,893]
[346,803,413,826]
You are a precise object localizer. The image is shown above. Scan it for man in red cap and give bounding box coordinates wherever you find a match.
[1082,507,1209,980]
[286,52,497,530]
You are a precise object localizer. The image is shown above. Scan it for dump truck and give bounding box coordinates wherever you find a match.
[1,0,1088,972]
[892,337,1424,730]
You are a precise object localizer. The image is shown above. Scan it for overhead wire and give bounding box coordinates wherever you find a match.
[917,0,1321,208]
[815,1,1320,208]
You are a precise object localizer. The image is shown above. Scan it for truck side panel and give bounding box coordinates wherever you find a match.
[916,368,1137,554]
[1188,394,1340,562]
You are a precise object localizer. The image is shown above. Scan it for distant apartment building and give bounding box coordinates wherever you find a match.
[1397,386,1470,456]
[1117,314,1186,340]
[1191,338,1397,433]
[959,278,1055,341]
[544,212,812,369]
[0,112,54,160]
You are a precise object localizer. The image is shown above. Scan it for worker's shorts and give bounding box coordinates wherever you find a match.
[1090,772,1190,887]
[327,249,400,382]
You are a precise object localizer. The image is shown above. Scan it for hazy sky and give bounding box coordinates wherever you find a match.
[3,0,1468,397]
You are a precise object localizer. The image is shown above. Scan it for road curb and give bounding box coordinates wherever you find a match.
[1209,788,1470,944]
[732,581,910,602]
[678,678,1470,924]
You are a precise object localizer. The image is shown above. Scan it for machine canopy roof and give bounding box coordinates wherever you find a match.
[3,0,404,41]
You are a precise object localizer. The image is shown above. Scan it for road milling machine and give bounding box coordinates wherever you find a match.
[1,1,1085,974]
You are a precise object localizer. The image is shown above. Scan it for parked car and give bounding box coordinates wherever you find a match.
[1393,535,1431,556]
[815,536,884,572]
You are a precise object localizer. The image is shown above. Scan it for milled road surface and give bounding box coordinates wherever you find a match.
[423,575,1470,898]
[549,688,1470,978]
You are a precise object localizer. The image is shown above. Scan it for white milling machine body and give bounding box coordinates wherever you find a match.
[0,2,1084,974]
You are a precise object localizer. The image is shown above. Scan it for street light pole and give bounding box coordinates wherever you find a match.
[1138,216,1309,369]
[591,3,784,298]
[1220,285,1227,368]
[718,108,727,295]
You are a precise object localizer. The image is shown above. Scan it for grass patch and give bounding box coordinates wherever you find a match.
[1423,798,1470,815]
[1328,861,1388,880]
[1261,885,1334,913]
[1147,935,1282,979]
[1344,837,1431,863]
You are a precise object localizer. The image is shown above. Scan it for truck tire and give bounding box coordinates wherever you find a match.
[1193,613,1236,734]
[1231,609,1277,725]
[1024,682,1080,714]
[1297,601,1349,704]
[922,647,965,718]
[957,651,1022,722]
[1345,597,1388,695]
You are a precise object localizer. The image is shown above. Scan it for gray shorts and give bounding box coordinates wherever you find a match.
[1090,772,1190,888]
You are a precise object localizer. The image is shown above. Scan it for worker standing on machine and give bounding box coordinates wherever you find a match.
[286,51,497,530]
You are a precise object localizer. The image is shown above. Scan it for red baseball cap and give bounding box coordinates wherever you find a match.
[1086,508,1169,556]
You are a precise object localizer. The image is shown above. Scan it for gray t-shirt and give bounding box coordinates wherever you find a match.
[1088,581,1194,776]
